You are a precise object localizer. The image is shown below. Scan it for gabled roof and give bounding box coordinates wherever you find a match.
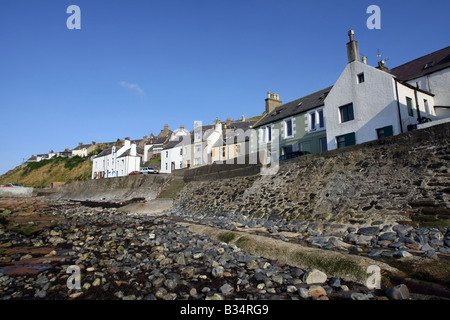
[162,136,191,150]
[389,46,450,81]
[95,147,113,158]
[73,144,91,150]
[254,86,333,128]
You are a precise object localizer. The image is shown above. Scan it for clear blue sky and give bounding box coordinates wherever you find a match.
[1,0,449,175]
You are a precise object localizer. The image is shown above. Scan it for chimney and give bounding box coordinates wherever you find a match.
[346,30,360,63]
[265,91,282,114]
[226,117,231,126]
[362,56,367,64]
[241,114,245,121]
[215,117,221,131]
[376,60,389,72]
[78,142,83,147]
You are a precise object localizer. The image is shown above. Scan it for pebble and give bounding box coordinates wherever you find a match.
[2,201,448,301]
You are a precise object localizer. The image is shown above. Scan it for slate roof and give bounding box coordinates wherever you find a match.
[117,147,144,158]
[389,46,450,81]
[254,86,333,128]
[162,136,192,150]
[73,144,91,150]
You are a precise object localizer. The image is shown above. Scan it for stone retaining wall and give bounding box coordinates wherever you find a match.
[0,187,34,198]
[175,123,450,227]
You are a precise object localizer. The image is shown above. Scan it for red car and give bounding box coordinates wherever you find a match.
[128,171,141,176]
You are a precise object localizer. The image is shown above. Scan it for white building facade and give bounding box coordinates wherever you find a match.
[324,31,437,151]
[92,139,141,179]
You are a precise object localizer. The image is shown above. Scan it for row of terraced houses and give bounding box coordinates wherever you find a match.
[90,31,449,178]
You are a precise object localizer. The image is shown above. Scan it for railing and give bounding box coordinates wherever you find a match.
[279,151,310,161]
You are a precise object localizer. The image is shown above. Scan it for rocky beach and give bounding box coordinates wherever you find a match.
[1,198,449,301]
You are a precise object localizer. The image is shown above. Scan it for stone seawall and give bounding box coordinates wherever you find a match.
[175,123,450,227]
[46,174,171,201]
[0,187,34,198]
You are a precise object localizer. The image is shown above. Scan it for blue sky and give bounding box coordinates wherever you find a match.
[0,0,449,175]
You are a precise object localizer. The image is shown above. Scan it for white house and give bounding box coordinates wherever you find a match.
[324,31,438,151]
[92,139,142,179]
[160,125,191,173]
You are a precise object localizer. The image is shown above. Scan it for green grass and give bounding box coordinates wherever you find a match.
[293,251,368,282]
[157,179,186,199]
[217,232,237,243]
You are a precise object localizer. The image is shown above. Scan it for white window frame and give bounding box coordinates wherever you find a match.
[284,118,294,139]
[308,107,325,133]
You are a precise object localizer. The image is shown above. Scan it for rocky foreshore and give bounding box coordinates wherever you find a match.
[171,208,450,260]
[0,200,449,300]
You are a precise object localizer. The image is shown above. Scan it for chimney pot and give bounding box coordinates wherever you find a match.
[348,30,355,41]
[346,30,360,63]
[362,56,367,64]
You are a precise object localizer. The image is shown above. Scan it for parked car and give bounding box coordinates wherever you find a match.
[1,183,24,187]
[139,167,159,174]
[128,171,141,176]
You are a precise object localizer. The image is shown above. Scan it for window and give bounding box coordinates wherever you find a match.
[267,126,272,142]
[195,144,202,153]
[165,163,168,170]
[236,144,241,155]
[222,147,226,158]
[194,157,201,166]
[180,148,183,156]
[310,112,316,130]
[165,151,168,157]
[318,110,324,128]
[320,138,327,152]
[377,126,393,139]
[406,97,414,117]
[357,73,365,84]
[424,99,430,115]
[336,132,356,149]
[285,119,293,137]
[339,103,354,123]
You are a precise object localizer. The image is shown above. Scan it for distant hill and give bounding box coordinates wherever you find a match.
[0,156,92,188]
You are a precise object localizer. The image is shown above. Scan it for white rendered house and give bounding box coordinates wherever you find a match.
[92,139,141,179]
[324,31,437,151]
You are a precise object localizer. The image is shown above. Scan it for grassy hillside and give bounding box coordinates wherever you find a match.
[0,156,92,188]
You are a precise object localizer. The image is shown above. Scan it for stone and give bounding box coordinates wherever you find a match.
[386,284,410,300]
[174,252,186,265]
[351,292,371,300]
[303,269,327,284]
[92,278,101,287]
[393,225,413,236]
[35,290,47,298]
[309,285,327,298]
[329,277,341,287]
[397,250,413,258]
[378,232,397,241]
[212,266,224,278]
[298,287,310,299]
[358,226,379,236]
[205,293,224,300]
[220,283,234,297]
[247,260,259,270]
[286,285,297,293]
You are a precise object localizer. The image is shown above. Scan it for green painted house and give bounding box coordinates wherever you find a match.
[252,87,333,162]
